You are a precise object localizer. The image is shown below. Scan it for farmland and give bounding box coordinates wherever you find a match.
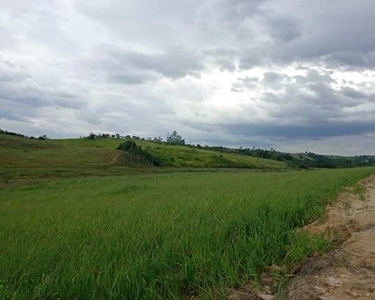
[1,167,374,299]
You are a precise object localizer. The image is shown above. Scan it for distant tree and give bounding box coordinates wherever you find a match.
[111,134,115,138]
[115,133,120,139]
[88,132,96,140]
[166,131,185,145]
[153,136,163,143]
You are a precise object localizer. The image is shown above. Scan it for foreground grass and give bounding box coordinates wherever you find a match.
[0,168,373,299]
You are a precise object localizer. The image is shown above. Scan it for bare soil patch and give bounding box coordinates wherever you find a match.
[288,175,375,300]
[229,175,375,300]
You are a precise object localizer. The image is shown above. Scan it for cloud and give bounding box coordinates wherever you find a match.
[0,68,86,110]
[1,0,375,154]
[223,121,375,140]
[97,44,204,80]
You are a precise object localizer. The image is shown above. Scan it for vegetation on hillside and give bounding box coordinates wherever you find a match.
[289,152,375,169]
[1,128,374,180]
[0,128,48,140]
[81,130,375,169]
[116,140,161,166]
[0,133,285,181]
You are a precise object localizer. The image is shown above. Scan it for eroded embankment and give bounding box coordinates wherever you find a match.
[229,175,375,300]
[287,175,375,300]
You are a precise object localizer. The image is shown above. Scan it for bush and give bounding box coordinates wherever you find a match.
[116,141,161,166]
[117,140,138,151]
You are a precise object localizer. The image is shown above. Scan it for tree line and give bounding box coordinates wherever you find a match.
[0,129,47,140]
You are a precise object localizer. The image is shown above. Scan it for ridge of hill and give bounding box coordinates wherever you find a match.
[0,134,286,180]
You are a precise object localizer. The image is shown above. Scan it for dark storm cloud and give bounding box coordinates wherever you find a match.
[223,68,375,141]
[262,72,286,84]
[231,76,260,91]
[0,61,86,110]
[0,110,30,123]
[342,87,371,100]
[265,16,301,43]
[263,0,375,68]
[0,81,85,110]
[99,45,204,79]
[223,121,375,140]
[260,69,375,121]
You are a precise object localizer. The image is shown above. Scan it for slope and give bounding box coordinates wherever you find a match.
[0,134,286,180]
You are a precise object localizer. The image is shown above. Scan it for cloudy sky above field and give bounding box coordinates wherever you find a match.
[1,0,375,155]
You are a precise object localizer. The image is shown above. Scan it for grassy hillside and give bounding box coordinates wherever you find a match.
[60,138,286,168]
[0,134,286,179]
[0,134,127,180]
[0,168,373,299]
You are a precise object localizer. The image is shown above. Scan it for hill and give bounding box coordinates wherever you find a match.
[0,134,286,180]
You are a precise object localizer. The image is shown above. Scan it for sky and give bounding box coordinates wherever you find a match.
[1,0,375,155]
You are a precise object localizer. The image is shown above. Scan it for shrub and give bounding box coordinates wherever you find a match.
[117,140,138,151]
[116,141,161,166]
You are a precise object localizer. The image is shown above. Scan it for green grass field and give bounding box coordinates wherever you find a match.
[1,167,373,299]
[0,135,286,180]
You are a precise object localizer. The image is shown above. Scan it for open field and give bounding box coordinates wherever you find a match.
[0,134,286,180]
[1,168,374,299]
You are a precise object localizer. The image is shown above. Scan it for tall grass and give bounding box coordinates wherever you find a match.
[0,168,373,299]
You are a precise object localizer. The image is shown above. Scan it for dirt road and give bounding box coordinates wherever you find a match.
[288,175,375,299]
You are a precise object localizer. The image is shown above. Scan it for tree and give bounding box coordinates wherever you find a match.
[153,136,163,143]
[117,140,138,151]
[166,131,185,145]
[88,132,96,140]
[115,133,120,139]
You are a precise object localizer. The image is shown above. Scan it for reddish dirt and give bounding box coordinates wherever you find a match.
[229,175,375,300]
[288,175,375,300]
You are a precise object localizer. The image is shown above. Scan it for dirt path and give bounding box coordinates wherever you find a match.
[107,152,121,165]
[288,175,375,300]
